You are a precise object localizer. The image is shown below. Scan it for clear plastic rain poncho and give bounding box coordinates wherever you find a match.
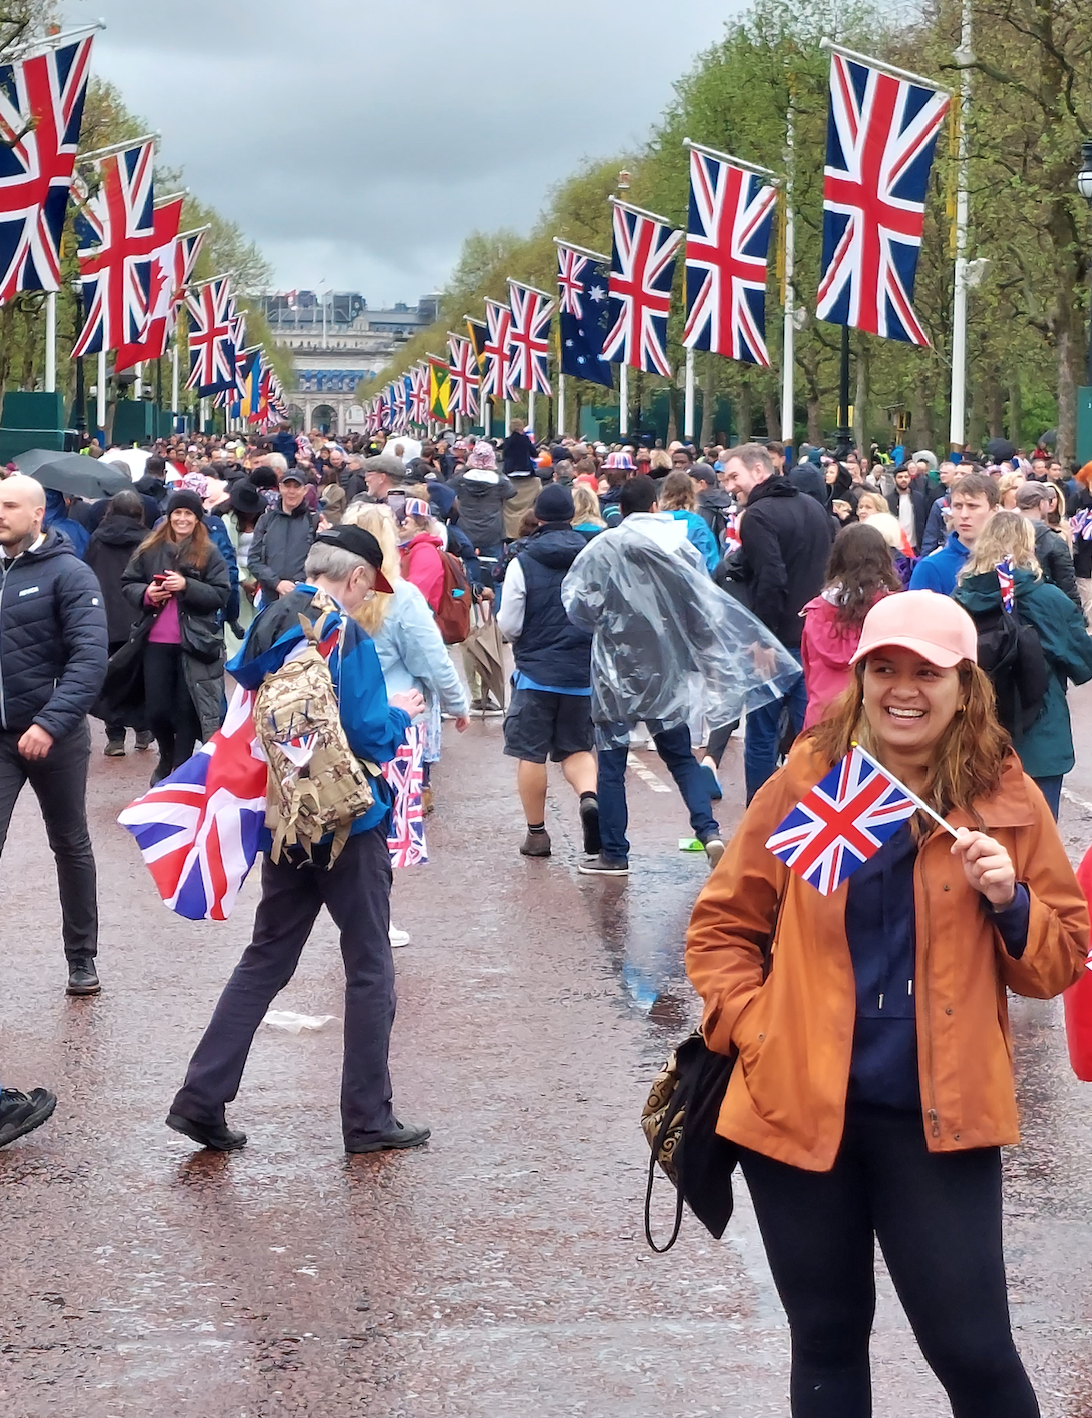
[561,515,802,750]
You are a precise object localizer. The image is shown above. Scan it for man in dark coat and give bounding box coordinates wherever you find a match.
[0,475,109,995]
[247,471,320,603]
[84,489,152,756]
[720,443,835,801]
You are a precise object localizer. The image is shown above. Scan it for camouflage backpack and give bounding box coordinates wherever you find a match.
[253,600,377,865]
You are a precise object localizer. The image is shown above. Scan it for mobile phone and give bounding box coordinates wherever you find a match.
[153,572,169,583]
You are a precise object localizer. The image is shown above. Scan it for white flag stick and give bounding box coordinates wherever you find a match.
[619,363,629,438]
[851,741,957,836]
[684,347,695,439]
[558,372,566,437]
[96,349,106,437]
[44,292,56,393]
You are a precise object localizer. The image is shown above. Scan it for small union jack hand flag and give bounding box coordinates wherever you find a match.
[995,558,1015,614]
[765,745,920,895]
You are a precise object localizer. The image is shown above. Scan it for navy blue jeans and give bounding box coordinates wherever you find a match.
[1031,775,1062,821]
[596,721,718,862]
[743,650,805,805]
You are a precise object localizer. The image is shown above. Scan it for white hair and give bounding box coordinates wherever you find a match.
[304,541,369,582]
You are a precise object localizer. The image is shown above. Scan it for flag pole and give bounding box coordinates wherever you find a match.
[527,390,535,436]
[135,361,143,401]
[684,348,695,440]
[619,363,629,438]
[505,399,512,437]
[171,335,180,422]
[781,99,796,447]
[484,397,492,439]
[949,0,973,453]
[850,742,958,837]
[96,349,107,443]
[558,372,566,436]
[44,292,56,394]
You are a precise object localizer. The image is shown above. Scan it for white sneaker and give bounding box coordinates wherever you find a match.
[389,926,410,948]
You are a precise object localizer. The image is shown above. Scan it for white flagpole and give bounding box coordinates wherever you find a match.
[505,399,512,437]
[949,0,972,452]
[44,292,56,393]
[684,348,695,440]
[200,396,208,432]
[484,397,492,439]
[619,363,629,438]
[527,390,535,437]
[558,372,567,437]
[781,103,796,446]
[171,338,179,420]
[96,349,107,440]
[135,361,143,401]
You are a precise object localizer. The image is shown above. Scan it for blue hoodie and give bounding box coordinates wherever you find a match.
[907,531,970,596]
[227,585,410,842]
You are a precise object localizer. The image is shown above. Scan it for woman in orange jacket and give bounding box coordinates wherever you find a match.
[686,590,1088,1418]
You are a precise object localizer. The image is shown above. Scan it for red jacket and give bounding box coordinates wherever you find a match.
[799,594,863,729]
[399,533,445,612]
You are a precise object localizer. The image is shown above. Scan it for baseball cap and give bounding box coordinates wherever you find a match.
[850,591,978,669]
[314,525,394,593]
[1015,482,1048,510]
[279,469,306,485]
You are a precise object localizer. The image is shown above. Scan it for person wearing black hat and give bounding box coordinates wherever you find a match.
[219,479,266,654]
[247,468,320,605]
[118,489,231,786]
[166,523,430,1155]
[495,482,599,859]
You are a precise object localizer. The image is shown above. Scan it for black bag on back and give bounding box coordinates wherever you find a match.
[972,604,1050,737]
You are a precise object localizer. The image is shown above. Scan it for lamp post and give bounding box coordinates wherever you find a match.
[1079,141,1092,388]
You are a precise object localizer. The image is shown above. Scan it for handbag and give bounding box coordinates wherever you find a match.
[179,612,224,665]
[641,885,785,1253]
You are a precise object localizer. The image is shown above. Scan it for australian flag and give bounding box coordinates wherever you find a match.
[556,241,613,389]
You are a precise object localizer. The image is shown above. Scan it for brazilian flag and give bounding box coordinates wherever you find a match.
[428,356,451,423]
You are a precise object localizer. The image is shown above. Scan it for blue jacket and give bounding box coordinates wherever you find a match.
[908,531,969,595]
[43,489,90,558]
[666,508,718,573]
[228,585,410,840]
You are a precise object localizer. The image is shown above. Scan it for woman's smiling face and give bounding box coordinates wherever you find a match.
[861,647,962,759]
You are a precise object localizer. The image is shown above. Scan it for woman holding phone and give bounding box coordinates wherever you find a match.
[686,590,1087,1417]
[122,491,231,785]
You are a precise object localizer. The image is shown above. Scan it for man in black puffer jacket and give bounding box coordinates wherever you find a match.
[721,443,835,802]
[495,484,599,860]
[0,475,109,996]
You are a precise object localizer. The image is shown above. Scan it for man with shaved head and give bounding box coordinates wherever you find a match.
[0,474,108,1001]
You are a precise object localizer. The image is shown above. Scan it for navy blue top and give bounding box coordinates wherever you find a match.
[844,823,1030,1111]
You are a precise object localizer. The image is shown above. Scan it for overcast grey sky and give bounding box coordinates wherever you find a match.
[61,0,744,306]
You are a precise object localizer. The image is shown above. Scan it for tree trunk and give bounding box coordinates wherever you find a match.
[763,391,779,444]
[0,302,19,419]
[853,339,869,456]
[1056,326,1076,465]
[737,380,752,441]
[1007,376,1022,445]
[698,354,716,446]
[19,303,38,391]
[666,384,678,444]
[986,376,1004,440]
[967,378,985,455]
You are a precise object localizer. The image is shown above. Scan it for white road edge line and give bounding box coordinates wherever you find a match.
[627,751,671,794]
[1061,787,1092,817]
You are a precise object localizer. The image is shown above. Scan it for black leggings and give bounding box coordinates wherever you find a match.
[739,1105,1038,1418]
[144,643,202,772]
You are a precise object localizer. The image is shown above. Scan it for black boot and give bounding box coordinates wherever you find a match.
[66,956,100,996]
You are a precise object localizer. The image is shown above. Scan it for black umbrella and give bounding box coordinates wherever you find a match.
[13,449,131,499]
[984,437,1015,463]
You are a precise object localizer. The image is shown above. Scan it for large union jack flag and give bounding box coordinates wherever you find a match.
[118,686,267,922]
[816,50,950,346]
[0,33,93,302]
[683,147,778,367]
[73,140,157,357]
[602,202,683,376]
[185,276,237,394]
[481,298,513,401]
[505,279,554,398]
[112,196,185,373]
[764,745,918,896]
[383,725,427,869]
[447,332,479,419]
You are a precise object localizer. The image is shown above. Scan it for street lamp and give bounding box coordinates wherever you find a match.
[1080,141,1092,388]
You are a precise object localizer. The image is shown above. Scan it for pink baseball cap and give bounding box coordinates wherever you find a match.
[849,590,978,669]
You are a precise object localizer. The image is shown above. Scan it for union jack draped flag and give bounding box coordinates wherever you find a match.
[447,332,479,418]
[117,686,267,922]
[556,242,613,388]
[505,279,554,398]
[113,196,184,372]
[185,277,237,394]
[481,299,513,401]
[73,140,157,357]
[683,147,778,367]
[410,363,431,425]
[602,202,683,376]
[995,557,1015,614]
[816,50,950,346]
[765,745,919,896]
[0,34,93,301]
[383,725,427,869]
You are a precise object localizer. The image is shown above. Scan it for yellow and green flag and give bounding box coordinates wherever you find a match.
[428,355,451,423]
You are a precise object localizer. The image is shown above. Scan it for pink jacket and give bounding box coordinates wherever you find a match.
[399,533,446,612]
[799,594,863,729]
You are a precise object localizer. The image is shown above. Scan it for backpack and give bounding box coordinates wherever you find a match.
[434,549,471,644]
[971,604,1050,739]
[253,605,377,865]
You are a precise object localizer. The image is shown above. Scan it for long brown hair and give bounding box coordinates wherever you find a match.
[137,510,212,570]
[808,658,1012,821]
[823,522,901,627]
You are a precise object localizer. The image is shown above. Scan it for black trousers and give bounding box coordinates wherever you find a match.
[739,1104,1039,1418]
[105,638,145,740]
[143,643,201,771]
[171,825,396,1147]
[0,719,97,960]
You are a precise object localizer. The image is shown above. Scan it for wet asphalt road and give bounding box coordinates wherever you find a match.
[3,688,1092,1418]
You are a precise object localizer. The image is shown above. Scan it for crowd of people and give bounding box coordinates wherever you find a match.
[2,413,1091,1417]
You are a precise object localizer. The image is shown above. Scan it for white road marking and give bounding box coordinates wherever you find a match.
[1062,787,1092,818]
[627,751,671,793]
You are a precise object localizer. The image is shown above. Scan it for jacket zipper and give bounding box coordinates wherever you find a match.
[918,849,941,1138]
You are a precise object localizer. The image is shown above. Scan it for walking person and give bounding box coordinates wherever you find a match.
[121,490,230,786]
[687,590,1088,1418]
[0,475,108,995]
[495,484,600,859]
[718,442,834,803]
[166,526,430,1153]
[247,468,320,605]
[85,489,153,757]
